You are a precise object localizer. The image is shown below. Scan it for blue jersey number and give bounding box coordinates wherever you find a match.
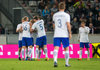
[24,25,27,31]
[58,19,62,28]
[39,24,43,30]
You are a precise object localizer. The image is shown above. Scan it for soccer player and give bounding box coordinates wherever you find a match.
[27,19,34,60]
[30,16,49,61]
[21,16,33,60]
[78,21,90,60]
[53,2,72,67]
[16,18,24,60]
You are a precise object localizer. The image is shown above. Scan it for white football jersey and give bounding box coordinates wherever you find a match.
[22,21,31,38]
[53,11,70,37]
[16,24,22,40]
[32,20,46,37]
[78,26,90,42]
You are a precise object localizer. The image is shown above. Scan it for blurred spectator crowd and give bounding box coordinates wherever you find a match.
[19,0,100,34]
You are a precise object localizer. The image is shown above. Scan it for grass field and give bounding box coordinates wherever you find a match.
[0,58,100,70]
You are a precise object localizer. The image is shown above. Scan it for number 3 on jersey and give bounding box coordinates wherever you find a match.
[58,19,62,28]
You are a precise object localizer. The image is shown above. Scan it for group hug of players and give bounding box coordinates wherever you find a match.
[16,2,90,67]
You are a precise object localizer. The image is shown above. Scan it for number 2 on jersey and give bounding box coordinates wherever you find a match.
[58,19,62,28]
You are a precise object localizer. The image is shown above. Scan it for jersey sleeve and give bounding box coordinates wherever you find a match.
[66,14,70,23]
[77,28,80,40]
[41,19,44,24]
[32,23,36,30]
[16,24,21,30]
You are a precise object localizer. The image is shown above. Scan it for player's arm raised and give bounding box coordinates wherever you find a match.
[84,27,90,34]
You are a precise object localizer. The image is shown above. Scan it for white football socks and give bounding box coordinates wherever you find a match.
[65,51,69,65]
[28,48,32,58]
[22,48,24,59]
[54,49,58,63]
[79,50,82,58]
[35,48,39,59]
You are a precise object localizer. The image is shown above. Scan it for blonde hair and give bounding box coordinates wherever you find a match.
[23,16,28,21]
[58,2,65,9]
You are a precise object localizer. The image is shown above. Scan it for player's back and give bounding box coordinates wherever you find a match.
[22,21,31,38]
[33,19,46,37]
[53,11,70,37]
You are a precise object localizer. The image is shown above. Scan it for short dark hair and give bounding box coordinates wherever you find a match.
[33,16,38,20]
[81,20,86,24]
[58,2,65,9]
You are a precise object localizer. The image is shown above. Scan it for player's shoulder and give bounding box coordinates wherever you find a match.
[64,12,70,17]
[85,26,89,28]
[85,26,90,30]
[17,23,22,26]
[79,27,82,29]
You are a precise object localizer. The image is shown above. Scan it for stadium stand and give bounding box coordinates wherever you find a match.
[0,0,100,34]
[17,0,100,33]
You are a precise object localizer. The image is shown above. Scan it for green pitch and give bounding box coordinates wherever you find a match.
[0,58,100,70]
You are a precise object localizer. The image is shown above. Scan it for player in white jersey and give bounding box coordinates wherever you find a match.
[30,16,49,61]
[78,21,90,60]
[27,19,34,60]
[21,16,33,61]
[30,19,34,46]
[53,2,72,67]
[16,18,24,60]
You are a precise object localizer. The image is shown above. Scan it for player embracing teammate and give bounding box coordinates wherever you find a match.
[30,16,49,61]
[16,16,49,61]
[16,16,33,61]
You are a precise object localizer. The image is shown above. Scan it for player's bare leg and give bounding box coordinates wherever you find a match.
[43,45,49,61]
[78,47,83,60]
[38,48,42,60]
[25,47,28,60]
[65,47,71,67]
[22,46,26,60]
[18,47,22,60]
[86,48,90,60]
[54,46,59,67]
